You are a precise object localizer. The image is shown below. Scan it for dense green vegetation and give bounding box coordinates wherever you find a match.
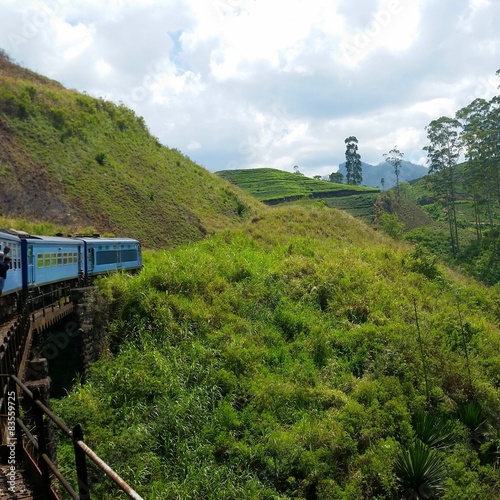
[0,52,261,247]
[324,193,379,223]
[216,168,378,202]
[53,205,500,499]
[394,86,500,285]
[393,175,500,285]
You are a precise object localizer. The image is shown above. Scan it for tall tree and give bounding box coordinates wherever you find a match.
[383,146,404,198]
[344,136,362,185]
[423,116,462,257]
[456,98,494,238]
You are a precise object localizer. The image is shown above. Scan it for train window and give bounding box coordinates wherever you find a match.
[96,250,119,265]
[51,253,56,266]
[44,253,51,267]
[73,252,77,263]
[57,252,62,266]
[121,249,138,262]
[63,252,68,265]
[37,254,44,268]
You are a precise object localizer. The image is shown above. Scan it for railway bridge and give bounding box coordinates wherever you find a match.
[0,287,142,499]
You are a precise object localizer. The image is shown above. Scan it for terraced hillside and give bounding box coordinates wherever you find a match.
[325,193,380,223]
[217,167,380,221]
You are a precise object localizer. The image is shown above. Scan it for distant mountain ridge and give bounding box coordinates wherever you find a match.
[338,160,428,188]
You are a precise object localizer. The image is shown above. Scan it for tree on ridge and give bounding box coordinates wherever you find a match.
[344,136,362,185]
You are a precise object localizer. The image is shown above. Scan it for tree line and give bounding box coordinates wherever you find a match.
[423,70,500,257]
[323,69,499,260]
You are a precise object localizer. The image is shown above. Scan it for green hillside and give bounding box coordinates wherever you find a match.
[325,193,380,223]
[54,205,500,499]
[216,167,380,222]
[217,168,378,202]
[404,167,474,226]
[0,52,261,248]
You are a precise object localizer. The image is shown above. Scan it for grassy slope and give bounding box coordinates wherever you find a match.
[217,168,378,201]
[399,174,480,259]
[0,54,261,247]
[217,167,380,223]
[325,193,380,223]
[54,204,500,499]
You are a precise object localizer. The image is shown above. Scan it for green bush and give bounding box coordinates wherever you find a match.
[379,212,405,239]
[395,439,446,499]
[404,245,441,280]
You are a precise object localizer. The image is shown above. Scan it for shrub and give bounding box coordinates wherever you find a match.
[395,439,446,499]
[404,245,440,280]
[458,402,485,440]
[413,413,457,450]
[95,152,107,165]
[379,212,405,239]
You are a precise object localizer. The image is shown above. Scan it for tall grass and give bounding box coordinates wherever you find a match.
[53,206,500,498]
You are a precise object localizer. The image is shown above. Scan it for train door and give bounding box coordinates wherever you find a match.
[77,246,83,283]
[88,247,95,274]
[116,244,122,269]
[27,244,35,286]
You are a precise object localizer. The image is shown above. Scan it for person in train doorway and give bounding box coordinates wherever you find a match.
[0,253,9,297]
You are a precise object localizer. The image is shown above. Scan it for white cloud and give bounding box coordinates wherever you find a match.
[0,0,498,180]
[53,19,94,60]
[337,0,423,68]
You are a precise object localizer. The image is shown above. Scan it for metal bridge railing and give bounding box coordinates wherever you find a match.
[0,288,143,499]
[9,375,143,499]
[28,282,73,323]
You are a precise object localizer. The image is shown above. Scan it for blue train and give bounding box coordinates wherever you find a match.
[0,229,142,302]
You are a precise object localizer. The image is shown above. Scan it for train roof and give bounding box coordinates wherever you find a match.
[77,237,140,245]
[25,235,84,244]
[0,229,25,241]
[0,229,80,242]
[0,230,140,246]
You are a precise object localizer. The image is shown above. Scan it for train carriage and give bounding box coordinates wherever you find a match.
[0,231,23,296]
[79,237,142,277]
[0,230,142,320]
[21,235,84,289]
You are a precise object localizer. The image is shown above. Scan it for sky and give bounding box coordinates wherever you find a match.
[0,0,498,179]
